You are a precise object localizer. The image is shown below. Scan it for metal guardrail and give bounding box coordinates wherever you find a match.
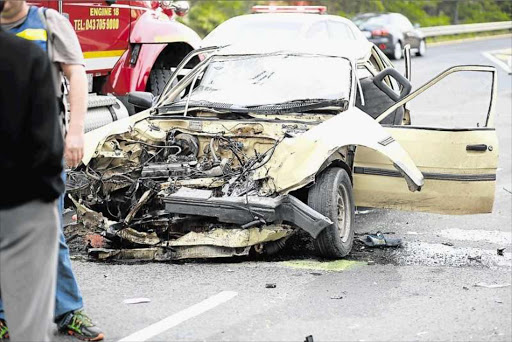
[421,21,512,37]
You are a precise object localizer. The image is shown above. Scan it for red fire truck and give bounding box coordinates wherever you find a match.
[30,0,201,129]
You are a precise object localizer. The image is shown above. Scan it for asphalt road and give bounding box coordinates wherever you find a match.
[58,36,512,342]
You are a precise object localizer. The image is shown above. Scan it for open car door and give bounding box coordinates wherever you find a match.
[353,65,498,214]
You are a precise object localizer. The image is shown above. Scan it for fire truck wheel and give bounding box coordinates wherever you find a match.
[148,69,176,97]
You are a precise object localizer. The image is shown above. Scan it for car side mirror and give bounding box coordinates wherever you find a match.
[128,91,154,110]
[171,1,190,16]
[414,23,420,29]
[373,68,412,102]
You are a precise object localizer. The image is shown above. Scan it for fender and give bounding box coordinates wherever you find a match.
[253,107,425,194]
[103,11,201,95]
[102,43,168,94]
[130,10,201,46]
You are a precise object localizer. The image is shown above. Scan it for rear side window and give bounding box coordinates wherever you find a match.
[328,21,356,40]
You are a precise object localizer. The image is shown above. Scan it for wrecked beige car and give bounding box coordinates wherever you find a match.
[68,42,499,261]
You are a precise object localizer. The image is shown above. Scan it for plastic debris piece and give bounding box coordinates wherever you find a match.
[497,248,505,256]
[367,260,375,265]
[265,283,276,289]
[474,283,511,289]
[360,231,402,247]
[123,297,151,304]
[304,335,314,342]
[442,242,454,247]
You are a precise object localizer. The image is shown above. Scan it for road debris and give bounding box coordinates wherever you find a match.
[330,295,344,300]
[367,260,375,265]
[474,283,511,289]
[442,242,454,247]
[123,297,151,304]
[304,335,314,342]
[265,283,277,289]
[360,232,402,248]
[497,248,505,256]
[463,286,469,290]
[468,255,482,263]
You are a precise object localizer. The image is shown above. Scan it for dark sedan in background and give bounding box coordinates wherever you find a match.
[353,13,426,60]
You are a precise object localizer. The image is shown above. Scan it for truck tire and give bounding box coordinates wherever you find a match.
[148,69,175,97]
[308,167,355,259]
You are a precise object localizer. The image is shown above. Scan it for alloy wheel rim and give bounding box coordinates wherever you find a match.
[419,41,426,55]
[336,184,350,243]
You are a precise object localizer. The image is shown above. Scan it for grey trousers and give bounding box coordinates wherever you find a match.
[0,200,59,342]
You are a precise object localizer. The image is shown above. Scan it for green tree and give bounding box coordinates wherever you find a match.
[182,0,511,37]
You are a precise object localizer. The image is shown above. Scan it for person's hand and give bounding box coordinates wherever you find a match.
[65,129,84,167]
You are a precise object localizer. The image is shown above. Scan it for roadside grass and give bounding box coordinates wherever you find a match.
[426,29,511,43]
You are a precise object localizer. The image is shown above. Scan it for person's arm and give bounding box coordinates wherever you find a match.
[45,9,87,167]
[30,50,64,177]
[61,63,87,167]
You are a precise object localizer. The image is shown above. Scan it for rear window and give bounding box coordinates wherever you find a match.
[203,19,303,46]
[355,15,390,29]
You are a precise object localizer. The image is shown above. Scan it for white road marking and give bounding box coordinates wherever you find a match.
[482,50,512,73]
[119,291,238,342]
[439,228,511,245]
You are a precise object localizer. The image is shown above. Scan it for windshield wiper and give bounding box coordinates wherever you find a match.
[157,101,249,115]
[248,98,348,114]
[157,98,348,116]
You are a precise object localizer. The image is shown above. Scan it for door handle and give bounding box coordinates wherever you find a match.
[466,144,488,152]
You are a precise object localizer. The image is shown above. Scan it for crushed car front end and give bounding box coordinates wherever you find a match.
[68,46,424,261]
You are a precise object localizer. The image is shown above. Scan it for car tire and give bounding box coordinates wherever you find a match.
[416,39,426,56]
[148,68,176,97]
[391,41,403,60]
[308,167,355,259]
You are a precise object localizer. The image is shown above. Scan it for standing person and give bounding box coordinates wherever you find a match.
[0,1,62,340]
[0,1,104,340]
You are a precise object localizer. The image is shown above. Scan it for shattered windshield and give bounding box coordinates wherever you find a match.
[169,54,352,108]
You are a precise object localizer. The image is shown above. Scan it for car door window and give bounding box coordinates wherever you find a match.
[305,21,329,40]
[328,21,355,40]
[376,66,497,128]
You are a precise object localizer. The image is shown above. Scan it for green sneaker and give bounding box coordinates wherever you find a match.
[0,319,9,340]
[58,310,104,341]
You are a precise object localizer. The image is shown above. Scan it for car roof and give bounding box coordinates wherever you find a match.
[213,13,357,26]
[211,38,373,62]
[202,13,366,46]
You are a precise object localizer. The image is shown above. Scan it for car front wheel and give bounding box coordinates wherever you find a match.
[416,39,426,56]
[308,167,355,259]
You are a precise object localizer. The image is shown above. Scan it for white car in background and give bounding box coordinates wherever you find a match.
[202,6,368,48]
